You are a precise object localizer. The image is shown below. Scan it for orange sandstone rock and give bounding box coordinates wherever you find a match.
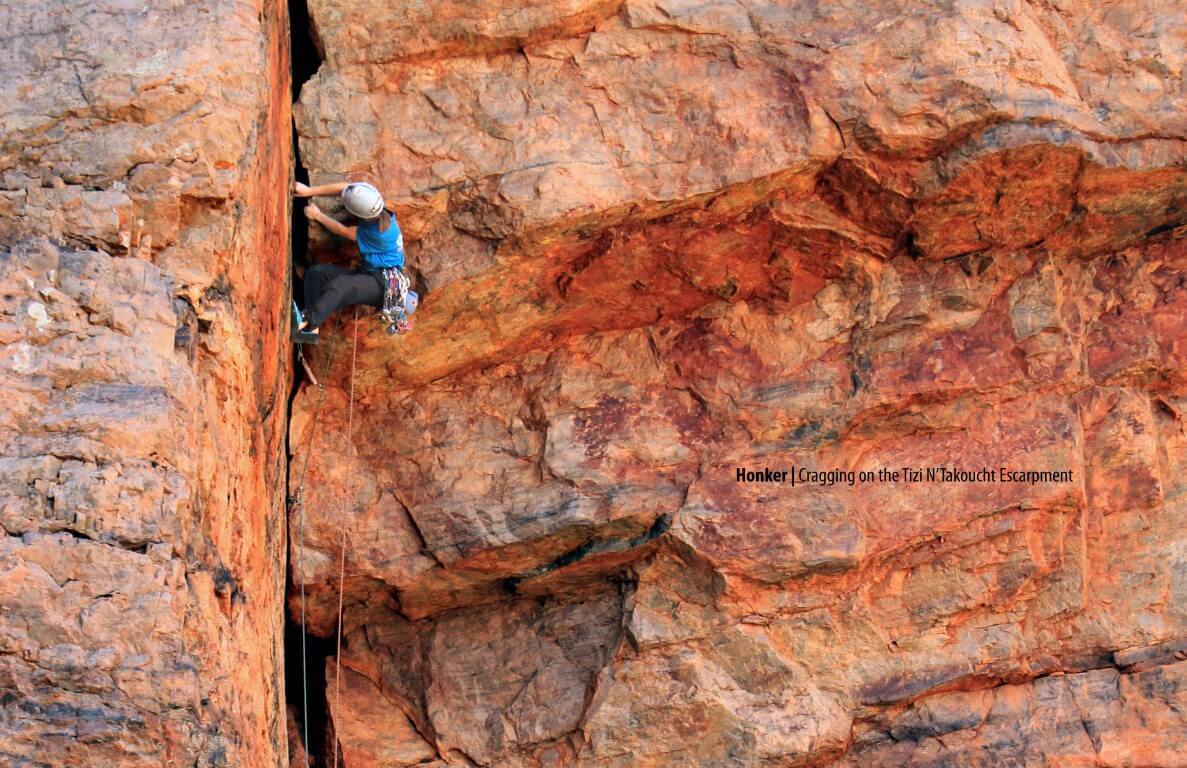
[0,0,292,765]
[292,1,1187,765]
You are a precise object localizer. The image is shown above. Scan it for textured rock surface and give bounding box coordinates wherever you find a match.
[0,1,292,766]
[290,0,1187,765]
[838,659,1187,766]
[296,0,1187,385]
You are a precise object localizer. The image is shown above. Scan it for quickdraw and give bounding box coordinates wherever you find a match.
[378,266,418,335]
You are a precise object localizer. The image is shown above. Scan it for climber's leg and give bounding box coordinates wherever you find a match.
[303,264,351,324]
[305,270,383,328]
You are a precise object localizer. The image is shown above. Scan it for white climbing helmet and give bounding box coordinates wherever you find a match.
[341,182,384,220]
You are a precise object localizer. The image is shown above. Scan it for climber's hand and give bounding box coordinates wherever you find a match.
[304,203,321,221]
[293,181,312,197]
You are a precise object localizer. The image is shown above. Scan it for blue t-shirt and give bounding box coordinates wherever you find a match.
[356,212,405,270]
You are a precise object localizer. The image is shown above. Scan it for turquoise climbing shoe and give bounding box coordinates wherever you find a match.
[291,301,320,345]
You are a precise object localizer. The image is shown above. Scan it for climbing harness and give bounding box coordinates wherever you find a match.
[287,307,360,768]
[292,269,418,344]
[378,266,418,335]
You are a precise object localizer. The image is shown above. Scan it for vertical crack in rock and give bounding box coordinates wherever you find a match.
[283,0,327,760]
[288,0,321,278]
[284,621,335,764]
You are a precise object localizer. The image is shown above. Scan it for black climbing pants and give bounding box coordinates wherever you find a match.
[303,264,383,328]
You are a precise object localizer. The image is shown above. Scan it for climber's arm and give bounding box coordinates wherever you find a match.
[293,181,350,198]
[304,204,358,241]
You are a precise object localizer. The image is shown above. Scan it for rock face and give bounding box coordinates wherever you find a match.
[0,1,292,766]
[6,0,1186,766]
[291,0,1187,765]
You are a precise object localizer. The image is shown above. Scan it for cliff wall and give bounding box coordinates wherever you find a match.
[0,1,292,765]
[291,1,1187,766]
[2,1,1186,767]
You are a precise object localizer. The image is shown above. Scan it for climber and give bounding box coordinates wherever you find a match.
[290,179,416,343]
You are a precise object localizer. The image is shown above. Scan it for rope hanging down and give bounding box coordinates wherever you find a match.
[290,331,339,762]
[287,307,359,767]
[330,307,360,768]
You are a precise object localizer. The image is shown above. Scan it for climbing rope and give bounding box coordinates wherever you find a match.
[331,306,360,768]
[290,324,341,763]
[288,304,363,766]
[289,307,370,766]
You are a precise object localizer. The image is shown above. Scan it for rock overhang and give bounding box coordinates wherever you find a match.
[286,1,1187,764]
